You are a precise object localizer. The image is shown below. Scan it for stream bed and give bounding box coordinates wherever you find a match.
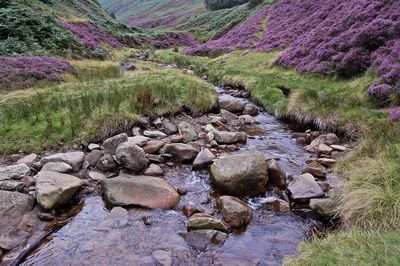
[17,86,340,265]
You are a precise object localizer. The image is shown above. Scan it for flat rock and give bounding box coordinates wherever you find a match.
[0,164,30,181]
[163,144,198,162]
[218,196,252,228]
[210,152,268,196]
[88,171,106,181]
[40,151,84,172]
[317,158,337,167]
[330,144,347,152]
[318,144,333,155]
[143,130,167,138]
[102,175,179,209]
[220,109,238,120]
[36,171,83,209]
[88,143,100,151]
[143,140,165,154]
[0,190,33,219]
[128,136,150,147]
[103,133,128,155]
[287,173,325,200]
[239,115,255,124]
[42,162,73,173]
[16,154,37,165]
[152,250,172,266]
[192,148,215,170]
[116,142,148,173]
[219,99,245,113]
[0,180,25,192]
[187,213,229,232]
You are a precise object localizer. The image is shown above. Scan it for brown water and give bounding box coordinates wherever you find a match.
[21,87,336,266]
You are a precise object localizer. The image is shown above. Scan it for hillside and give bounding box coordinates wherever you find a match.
[99,0,206,28]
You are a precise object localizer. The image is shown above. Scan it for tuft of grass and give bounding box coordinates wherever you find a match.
[286,230,400,266]
[67,60,122,81]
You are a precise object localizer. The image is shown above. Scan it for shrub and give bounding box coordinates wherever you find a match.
[204,0,249,11]
[0,56,76,91]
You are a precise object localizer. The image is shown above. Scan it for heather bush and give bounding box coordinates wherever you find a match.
[0,56,76,91]
[389,108,400,121]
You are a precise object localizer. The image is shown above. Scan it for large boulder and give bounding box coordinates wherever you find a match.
[187,213,229,232]
[267,159,287,188]
[101,175,180,209]
[36,171,83,209]
[163,144,199,162]
[103,133,128,155]
[0,190,34,219]
[210,152,268,196]
[0,164,30,180]
[218,196,252,228]
[287,173,325,201]
[178,122,198,143]
[192,148,215,170]
[40,151,84,172]
[115,142,148,173]
[219,99,245,113]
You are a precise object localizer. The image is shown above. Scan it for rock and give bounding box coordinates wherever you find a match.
[144,164,163,176]
[330,144,347,152]
[220,109,238,120]
[239,115,255,124]
[103,133,128,155]
[210,152,268,196]
[187,213,229,232]
[163,121,178,135]
[152,250,172,266]
[88,171,106,181]
[163,144,198,162]
[170,135,184,143]
[213,131,238,144]
[101,175,180,209]
[317,158,337,167]
[287,173,325,200]
[88,143,100,151]
[219,100,245,113]
[302,161,327,178]
[22,176,36,187]
[218,196,251,228]
[96,154,117,172]
[85,150,104,167]
[181,229,228,251]
[309,198,336,218]
[178,122,198,143]
[243,105,258,116]
[128,136,149,147]
[16,154,37,165]
[0,180,25,192]
[132,127,141,136]
[192,148,215,170]
[143,140,165,154]
[310,133,340,147]
[146,154,165,163]
[211,118,226,129]
[263,199,291,214]
[37,212,55,221]
[183,202,206,218]
[318,144,333,155]
[0,164,30,180]
[40,151,85,172]
[120,63,136,71]
[116,142,148,173]
[143,130,167,138]
[236,132,247,143]
[267,159,287,188]
[36,171,83,209]
[42,162,73,173]
[0,190,33,219]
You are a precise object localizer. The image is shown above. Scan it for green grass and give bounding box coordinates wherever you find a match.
[153,49,400,264]
[286,230,400,266]
[0,60,217,154]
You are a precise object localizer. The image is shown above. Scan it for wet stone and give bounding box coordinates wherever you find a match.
[187,213,229,232]
[181,229,228,251]
[96,154,117,172]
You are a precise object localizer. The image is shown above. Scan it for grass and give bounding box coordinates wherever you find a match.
[153,49,400,263]
[0,60,217,154]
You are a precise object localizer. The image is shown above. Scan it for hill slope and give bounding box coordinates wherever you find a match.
[99,0,205,28]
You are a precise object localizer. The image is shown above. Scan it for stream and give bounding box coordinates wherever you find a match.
[16,85,339,265]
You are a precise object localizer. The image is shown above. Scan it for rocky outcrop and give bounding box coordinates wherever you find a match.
[210,152,268,196]
[36,171,83,209]
[102,175,180,209]
[40,151,85,172]
[218,196,252,228]
[115,142,148,173]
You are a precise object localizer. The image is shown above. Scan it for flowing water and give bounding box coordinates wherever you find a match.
[20,86,337,265]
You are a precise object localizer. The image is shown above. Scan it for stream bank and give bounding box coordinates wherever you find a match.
[0,81,348,265]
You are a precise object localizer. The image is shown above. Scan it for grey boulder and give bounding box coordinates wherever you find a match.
[40,151,84,172]
[115,142,148,173]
